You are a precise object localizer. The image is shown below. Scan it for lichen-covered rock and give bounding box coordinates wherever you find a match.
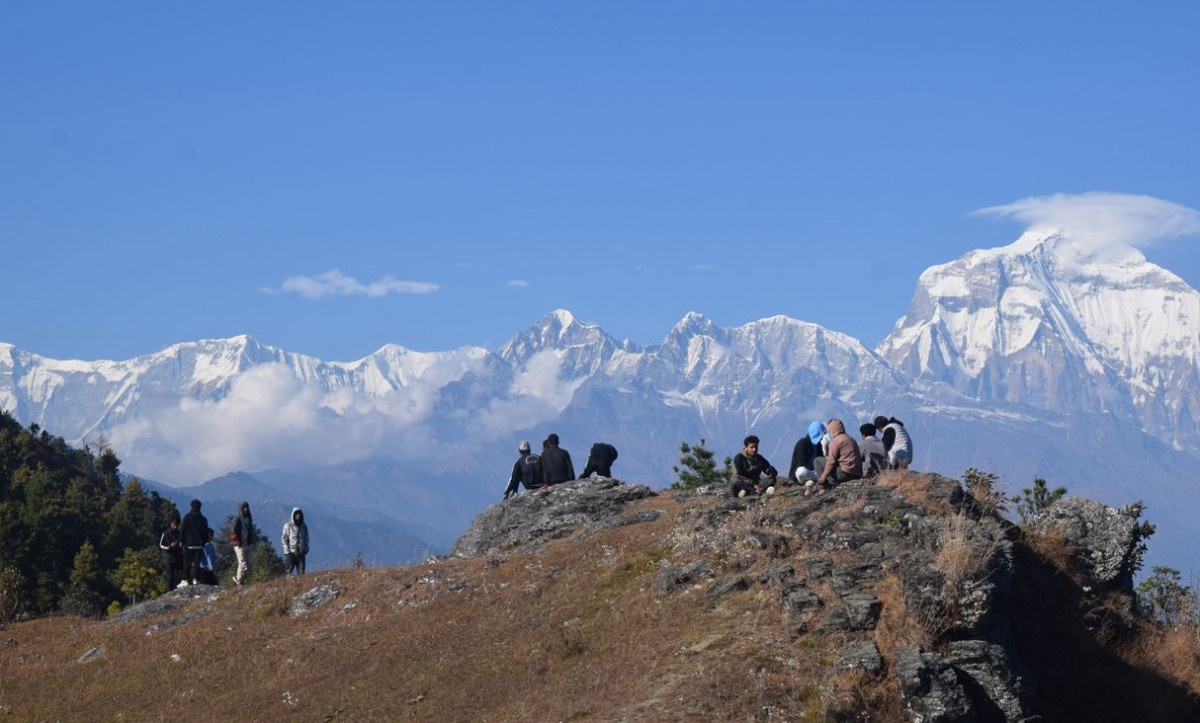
[1030,496,1139,591]
[653,560,716,592]
[289,585,340,616]
[945,640,1034,722]
[705,575,750,599]
[894,647,976,723]
[836,640,883,677]
[451,478,657,558]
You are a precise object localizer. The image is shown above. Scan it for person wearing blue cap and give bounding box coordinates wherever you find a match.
[789,421,826,484]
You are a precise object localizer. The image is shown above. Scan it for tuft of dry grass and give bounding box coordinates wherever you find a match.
[872,573,936,658]
[935,512,1003,596]
[827,495,868,521]
[878,470,957,515]
[1129,627,1200,693]
[1023,526,1075,576]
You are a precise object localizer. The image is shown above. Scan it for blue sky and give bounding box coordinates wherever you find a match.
[3,2,1199,361]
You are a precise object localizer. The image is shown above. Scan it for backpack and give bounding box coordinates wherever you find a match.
[520,453,544,489]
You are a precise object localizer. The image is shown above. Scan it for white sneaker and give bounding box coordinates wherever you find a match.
[765,486,775,495]
[177,581,190,589]
[737,490,747,498]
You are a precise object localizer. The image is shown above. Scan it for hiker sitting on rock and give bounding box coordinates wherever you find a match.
[541,433,575,486]
[503,440,545,499]
[580,442,619,479]
[859,423,888,480]
[789,421,826,485]
[732,435,777,498]
[811,419,862,494]
[873,415,913,470]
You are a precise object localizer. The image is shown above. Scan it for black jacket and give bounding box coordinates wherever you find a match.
[733,452,777,484]
[541,443,575,485]
[159,527,183,565]
[789,437,820,480]
[232,513,256,546]
[181,501,209,549]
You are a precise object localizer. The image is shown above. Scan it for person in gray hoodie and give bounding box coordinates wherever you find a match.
[281,507,310,575]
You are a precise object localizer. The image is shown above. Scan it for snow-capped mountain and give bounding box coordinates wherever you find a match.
[5,231,1200,571]
[878,229,1200,451]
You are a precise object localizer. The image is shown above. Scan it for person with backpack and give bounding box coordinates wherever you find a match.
[731,435,777,498]
[231,501,256,586]
[859,422,888,480]
[873,415,914,469]
[580,442,619,479]
[503,441,545,499]
[159,515,184,591]
[281,508,310,575]
[179,498,209,587]
[541,433,575,486]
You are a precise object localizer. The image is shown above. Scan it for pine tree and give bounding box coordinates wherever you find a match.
[671,439,732,490]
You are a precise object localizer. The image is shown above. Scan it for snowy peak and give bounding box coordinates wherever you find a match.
[879,230,1200,447]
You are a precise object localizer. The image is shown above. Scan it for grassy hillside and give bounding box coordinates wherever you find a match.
[2,475,1198,721]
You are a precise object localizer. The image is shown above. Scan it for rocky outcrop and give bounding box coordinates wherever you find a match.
[450,477,658,557]
[1029,495,1141,591]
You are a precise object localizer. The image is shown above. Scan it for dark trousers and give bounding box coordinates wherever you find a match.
[166,561,184,590]
[183,547,202,584]
[580,460,613,478]
[730,478,765,497]
[196,568,217,586]
[286,553,306,575]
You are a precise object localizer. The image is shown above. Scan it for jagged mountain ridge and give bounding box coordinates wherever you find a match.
[4,230,1200,571]
[879,229,1200,450]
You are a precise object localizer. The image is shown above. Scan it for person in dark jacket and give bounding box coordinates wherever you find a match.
[197,528,218,586]
[231,501,256,586]
[159,515,184,591]
[789,421,826,483]
[541,433,575,486]
[580,442,619,479]
[504,441,545,499]
[732,435,777,498]
[179,499,209,586]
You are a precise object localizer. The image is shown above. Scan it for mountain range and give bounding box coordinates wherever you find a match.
[3,228,1199,571]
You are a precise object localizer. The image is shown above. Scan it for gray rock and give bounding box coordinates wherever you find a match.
[451,478,657,557]
[842,593,882,630]
[893,647,976,723]
[836,641,883,677]
[653,560,716,592]
[705,575,750,599]
[78,646,103,663]
[1030,495,1140,590]
[758,565,796,588]
[289,585,341,616]
[945,640,1034,722]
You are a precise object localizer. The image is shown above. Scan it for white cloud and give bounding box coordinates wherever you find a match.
[976,192,1200,257]
[507,279,530,288]
[689,263,717,271]
[276,269,439,299]
[104,351,580,486]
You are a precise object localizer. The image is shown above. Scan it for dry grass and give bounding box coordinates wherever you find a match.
[877,470,957,515]
[1128,627,1200,693]
[827,495,868,521]
[872,573,936,658]
[1023,526,1075,576]
[0,492,905,721]
[935,512,1003,596]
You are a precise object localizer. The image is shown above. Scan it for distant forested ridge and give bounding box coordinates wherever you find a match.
[0,409,179,619]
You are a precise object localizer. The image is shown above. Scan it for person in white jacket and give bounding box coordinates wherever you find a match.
[281,507,310,575]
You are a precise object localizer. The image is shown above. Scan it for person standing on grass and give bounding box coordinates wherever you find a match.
[159,515,184,591]
[231,501,256,586]
[281,507,310,576]
[197,528,218,586]
[731,435,778,498]
[179,499,209,587]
